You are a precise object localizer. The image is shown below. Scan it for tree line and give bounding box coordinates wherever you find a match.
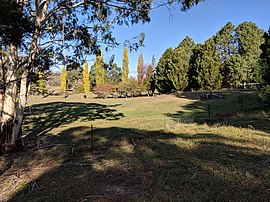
[155,21,270,93]
[55,21,270,97]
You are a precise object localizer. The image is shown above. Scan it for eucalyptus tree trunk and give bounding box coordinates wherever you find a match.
[0,0,49,151]
[11,1,49,147]
[0,43,18,151]
[0,55,4,119]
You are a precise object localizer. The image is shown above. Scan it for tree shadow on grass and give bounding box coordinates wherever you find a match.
[170,91,270,133]
[4,126,270,201]
[22,102,124,140]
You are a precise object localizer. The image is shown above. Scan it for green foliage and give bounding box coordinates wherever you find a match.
[260,29,270,83]
[83,61,90,93]
[214,22,235,87]
[171,46,190,91]
[258,85,270,105]
[155,48,175,93]
[176,36,196,58]
[118,77,146,96]
[122,48,129,83]
[66,62,82,90]
[194,38,222,90]
[105,56,122,84]
[188,44,202,90]
[156,37,195,93]
[60,65,67,96]
[76,84,84,94]
[227,54,246,88]
[137,54,145,85]
[90,64,96,88]
[0,0,33,46]
[95,50,105,86]
[144,64,154,92]
[234,21,265,83]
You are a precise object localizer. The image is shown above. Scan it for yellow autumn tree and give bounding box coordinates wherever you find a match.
[95,49,105,85]
[83,61,90,93]
[60,65,67,96]
[37,71,46,95]
[122,47,129,83]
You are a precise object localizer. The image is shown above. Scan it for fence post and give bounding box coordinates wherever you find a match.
[91,125,94,150]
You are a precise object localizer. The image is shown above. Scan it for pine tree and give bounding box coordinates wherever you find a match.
[83,61,90,93]
[260,28,270,82]
[60,65,67,96]
[171,47,190,91]
[176,36,196,57]
[95,50,105,86]
[155,48,175,93]
[122,48,129,83]
[188,44,203,90]
[194,38,222,90]
[176,36,196,90]
[137,54,145,85]
[214,22,235,87]
[234,21,265,83]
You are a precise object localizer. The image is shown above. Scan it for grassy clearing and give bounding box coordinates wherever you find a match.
[0,91,270,201]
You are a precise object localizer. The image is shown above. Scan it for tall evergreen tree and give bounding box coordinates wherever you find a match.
[137,54,145,85]
[260,28,270,83]
[171,47,190,91]
[176,36,196,57]
[194,38,222,90]
[122,48,129,83]
[188,44,203,90]
[83,61,90,93]
[214,22,235,87]
[95,50,105,86]
[175,36,196,90]
[234,21,265,84]
[155,48,175,93]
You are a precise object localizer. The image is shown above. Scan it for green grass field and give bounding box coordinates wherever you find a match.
[1,91,270,201]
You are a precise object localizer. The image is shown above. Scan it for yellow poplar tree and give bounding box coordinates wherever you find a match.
[95,50,105,85]
[83,61,90,93]
[37,71,45,95]
[60,65,67,96]
[122,47,129,83]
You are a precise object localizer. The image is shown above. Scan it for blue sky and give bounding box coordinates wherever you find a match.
[89,0,270,77]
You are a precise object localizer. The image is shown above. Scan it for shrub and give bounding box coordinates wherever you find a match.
[258,85,270,105]
[76,84,84,94]
[93,83,116,98]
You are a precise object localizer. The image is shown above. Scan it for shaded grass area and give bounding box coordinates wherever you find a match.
[3,126,270,202]
[23,102,124,139]
[170,90,270,133]
[0,92,270,201]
